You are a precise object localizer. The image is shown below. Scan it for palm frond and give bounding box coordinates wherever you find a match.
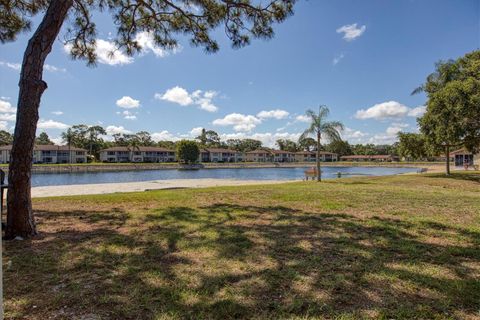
[411,85,424,96]
[318,105,330,121]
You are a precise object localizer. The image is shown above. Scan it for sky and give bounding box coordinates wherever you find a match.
[0,0,479,147]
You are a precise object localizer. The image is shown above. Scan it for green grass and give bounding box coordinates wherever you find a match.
[4,172,480,319]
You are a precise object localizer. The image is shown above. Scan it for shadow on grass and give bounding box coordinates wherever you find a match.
[425,171,480,183]
[4,203,480,319]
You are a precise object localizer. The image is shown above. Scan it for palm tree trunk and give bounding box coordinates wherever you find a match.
[316,132,321,182]
[445,145,450,175]
[6,0,73,239]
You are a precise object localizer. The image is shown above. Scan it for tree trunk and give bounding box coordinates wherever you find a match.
[316,132,321,182]
[445,145,450,175]
[6,0,72,239]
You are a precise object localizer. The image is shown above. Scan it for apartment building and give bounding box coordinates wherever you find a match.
[246,149,273,162]
[99,146,176,163]
[0,145,88,164]
[451,148,479,166]
[294,151,338,162]
[271,150,296,162]
[202,148,245,162]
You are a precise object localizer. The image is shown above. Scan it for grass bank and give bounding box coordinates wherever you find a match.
[4,172,480,319]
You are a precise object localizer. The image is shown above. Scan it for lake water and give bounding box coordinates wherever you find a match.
[30,166,420,187]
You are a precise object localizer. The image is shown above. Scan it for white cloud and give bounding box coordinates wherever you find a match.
[333,53,345,65]
[385,127,399,136]
[0,121,8,131]
[122,110,137,120]
[105,125,132,135]
[156,86,192,106]
[0,99,16,113]
[50,137,63,145]
[51,111,63,115]
[116,96,140,109]
[151,130,180,142]
[155,86,219,112]
[64,32,180,66]
[0,113,16,122]
[1,60,65,73]
[336,23,366,41]
[134,31,182,58]
[407,106,426,117]
[213,113,261,132]
[355,101,428,120]
[355,101,410,120]
[64,40,133,66]
[44,64,66,73]
[295,115,311,123]
[192,90,218,112]
[94,39,134,65]
[257,109,289,120]
[342,127,368,141]
[37,119,69,130]
[190,127,204,137]
[0,60,21,71]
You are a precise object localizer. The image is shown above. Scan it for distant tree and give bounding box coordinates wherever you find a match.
[375,144,398,156]
[196,128,221,147]
[176,140,200,164]
[276,139,299,152]
[300,106,344,181]
[0,130,13,146]
[414,50,480,174]
[86,125,106,159]
[61,128,75,163]
[397,132,430,161]
[35,132,54,145]
[69,124,90,147]
[352,144,377,155]
[325,140,352,156]
[2,0,296,238]
[157,141,176,149]
[127,136,141,161]
[298,137,316,151]
[112,133,129,147]
[226,139,263,152]
[136,131,154,146]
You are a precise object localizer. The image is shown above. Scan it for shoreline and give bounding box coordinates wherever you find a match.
[1,161,446,174]
[31,178,292,198]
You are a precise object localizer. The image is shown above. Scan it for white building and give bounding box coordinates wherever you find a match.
[0,145,88,164]
[99,146,176,163]
[271,150,296,162]
[199,148,245,162]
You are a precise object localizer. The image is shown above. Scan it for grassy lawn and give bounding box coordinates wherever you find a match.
[3,172,480,319]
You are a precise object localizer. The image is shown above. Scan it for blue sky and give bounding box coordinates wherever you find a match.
[0,0,479,147]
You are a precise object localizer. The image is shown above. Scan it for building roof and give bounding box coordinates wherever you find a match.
[295,151,337,155]
[246,149,272,154]
[205,148,239,153]
[451,148,473,155]
[100,146,174,152]
[271,150,295,155]
[0,145,87,152]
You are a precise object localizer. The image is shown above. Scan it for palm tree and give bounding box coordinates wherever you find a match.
[61,128,74,164]
[127,136,141,162]
[87,125,106,159]
[300,105,344,181]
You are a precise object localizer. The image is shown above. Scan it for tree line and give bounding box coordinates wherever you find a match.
[0,126,405,159]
